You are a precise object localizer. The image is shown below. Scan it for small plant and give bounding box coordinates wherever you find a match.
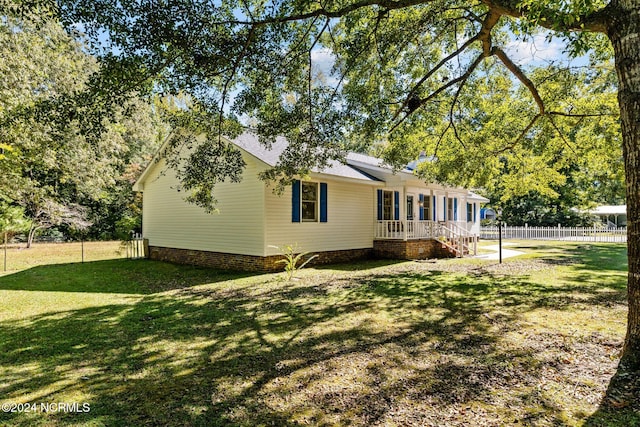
[269,243,318,280]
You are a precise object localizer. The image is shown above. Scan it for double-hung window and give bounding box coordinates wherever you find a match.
[292,180,327,223]
[301,182,318,222]
[382,191,394,220]
[377,189,399,221]
[422,196,431,221]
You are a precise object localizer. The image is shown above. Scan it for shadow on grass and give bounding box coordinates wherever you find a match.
[315,258,405,272]
[584,368,640,427]
[0,245,636,426]
[0,259,255,294]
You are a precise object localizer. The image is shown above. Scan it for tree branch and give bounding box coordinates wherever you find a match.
[389,52,485,133]
[480,0,610,33]
[390,33,481,122]
[433,121,452,158]
[218,24,257,140]
[493,46,545,114]
[219,0,436,26]
[391,8,502,129]
[547,111,615,118]
[547,114,577,154]
[492,113,541,155]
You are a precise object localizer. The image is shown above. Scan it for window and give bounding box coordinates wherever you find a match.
[447,197,454,221]
[421,195,431,221]
[293,180,327,223]
[301,182,318,221]
[467,203,473,222]
[382,191,393,220]
[406,195,414,220]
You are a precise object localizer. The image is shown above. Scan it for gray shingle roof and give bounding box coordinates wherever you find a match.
[346,151,414,174]
[231,132,382,183]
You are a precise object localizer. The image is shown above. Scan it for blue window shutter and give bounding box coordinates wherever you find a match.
[320,183,328,223]
[419,194,424,220]
[454,198,458,221]
[443,197,447,221]
[394,191,400,220]
[433,196,437,221]
[377,189,383,220]
[292,180,301,223]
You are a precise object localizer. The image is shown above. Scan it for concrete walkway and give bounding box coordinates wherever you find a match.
[474,243,525,260]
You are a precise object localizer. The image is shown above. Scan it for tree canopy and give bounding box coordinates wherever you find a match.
[0,13,165,243]
[6,0,615,209]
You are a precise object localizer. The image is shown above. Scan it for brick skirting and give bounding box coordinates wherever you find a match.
[148,246,374,272]
[373,239,454,260]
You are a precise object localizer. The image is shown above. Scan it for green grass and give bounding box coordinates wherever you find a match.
[0,241,636,426]
[0,241,125,274]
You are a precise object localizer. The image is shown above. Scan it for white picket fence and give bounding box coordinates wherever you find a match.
[127,232,146,259]
[481,225,627,243]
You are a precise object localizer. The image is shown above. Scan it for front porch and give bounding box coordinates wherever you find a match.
[373,220,478,258]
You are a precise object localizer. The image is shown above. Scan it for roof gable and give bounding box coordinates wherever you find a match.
[134,131,489,203]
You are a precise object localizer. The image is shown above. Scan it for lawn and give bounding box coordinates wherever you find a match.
[0,241,125,274]
[0,241,636,426]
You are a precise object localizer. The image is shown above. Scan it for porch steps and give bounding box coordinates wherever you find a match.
[437,224,476,258]
[374,220,478,258]
[440,238,472,257]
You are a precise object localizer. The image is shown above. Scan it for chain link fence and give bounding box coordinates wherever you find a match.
[1,236,147,273]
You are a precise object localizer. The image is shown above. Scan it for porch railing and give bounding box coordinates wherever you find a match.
[374,220,478,256]
[374,220,438,240]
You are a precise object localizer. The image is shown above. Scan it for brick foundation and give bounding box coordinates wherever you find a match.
[148,240,453,272]
[148,246,373,272]
[373,239,454,260]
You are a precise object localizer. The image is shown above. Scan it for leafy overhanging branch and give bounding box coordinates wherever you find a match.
[385,2,614,157]
[480,0,610,33]
[6,0,617,213]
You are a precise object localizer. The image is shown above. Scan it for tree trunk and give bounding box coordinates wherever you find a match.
[26,224,39,249]
[609,0,640,370]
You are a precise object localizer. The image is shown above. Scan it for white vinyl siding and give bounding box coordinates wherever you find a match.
[141,155,266,256]
[265,178,374,255]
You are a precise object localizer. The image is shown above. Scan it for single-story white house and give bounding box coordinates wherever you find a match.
[590,205,627,228]
[133,132,489,271]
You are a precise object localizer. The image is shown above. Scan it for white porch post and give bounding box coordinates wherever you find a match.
[402,186,407,241]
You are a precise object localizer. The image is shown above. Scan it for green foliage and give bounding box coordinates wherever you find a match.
[269,244,319,280]
[0,12,167,241]
[3,0,623,214]
[0,1,625,225]
[0,201,31,238]
[404,62,622,207]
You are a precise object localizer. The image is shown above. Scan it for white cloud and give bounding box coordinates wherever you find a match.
[311,48,339,86]
[504,33,565,65]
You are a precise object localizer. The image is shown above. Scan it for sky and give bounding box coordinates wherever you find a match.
[504,33,589,67]
[307,31,590,94]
